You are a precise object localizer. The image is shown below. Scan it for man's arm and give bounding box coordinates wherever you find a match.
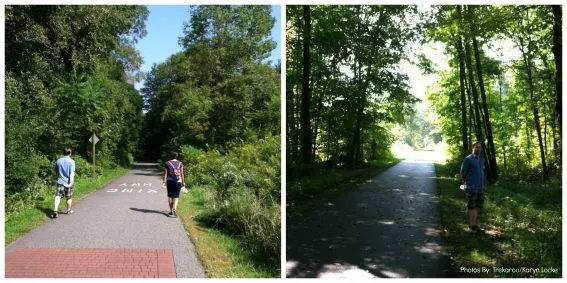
[181,165,185,185]
[68,171,75,187]
[163,169,168,184]
[460,158,468,184]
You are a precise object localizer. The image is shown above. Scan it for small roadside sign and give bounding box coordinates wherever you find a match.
[89,134,99,145]
[90,133,98,176]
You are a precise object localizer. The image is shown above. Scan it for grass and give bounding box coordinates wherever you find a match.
[286,157,401,221]
[434,163,561,278]
[176,186,279,278]
[5,167,130,245]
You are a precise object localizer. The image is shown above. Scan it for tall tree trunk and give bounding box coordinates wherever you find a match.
[539,52,556,165]
[456,33,469,156]
[349,64,368,167]
[468,5,497,182]
[312,81,329,159]
[519,25,548,180]
[551,5,562,138]
[551,110,558,161]
[465,74,474,148]
[287,86,298,167]
[327,114,332,162]
[525,114,532,165]
[544,114,548,158]
[300,5,312,167]
[464,40,483,146]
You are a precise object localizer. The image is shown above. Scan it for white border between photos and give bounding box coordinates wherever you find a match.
[1,0,566,282]
[280,2,288,280]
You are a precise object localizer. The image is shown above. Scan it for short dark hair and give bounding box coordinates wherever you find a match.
[64,147,72,155]
[170,152,178,159]
[472,141,482,147]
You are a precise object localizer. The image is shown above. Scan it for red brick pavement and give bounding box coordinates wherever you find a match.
[5,248,176,278]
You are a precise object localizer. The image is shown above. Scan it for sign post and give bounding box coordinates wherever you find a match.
[89,133,99,176]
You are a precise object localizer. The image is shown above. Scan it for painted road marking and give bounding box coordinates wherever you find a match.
[107,183,158,193]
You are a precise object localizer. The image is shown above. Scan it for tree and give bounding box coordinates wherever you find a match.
[141,5,279,159]
[300,5,312,167]
[286,5,418,172]
[5,5,148,193]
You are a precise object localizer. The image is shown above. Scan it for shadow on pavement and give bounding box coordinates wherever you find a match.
[133,172,162,176]
[286,160,455,278]
[130,207,169,216]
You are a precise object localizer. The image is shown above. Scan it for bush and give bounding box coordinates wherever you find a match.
[181,135,280,264]
[4,154,102,217]
[199,189,280,264]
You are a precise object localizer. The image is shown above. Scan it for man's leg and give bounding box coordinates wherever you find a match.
[65,187,74,213]
[54,196,61,213]
[52,185,63,218]
[66,198,73,213]
[172,197,179,211]
[468,208,477,226]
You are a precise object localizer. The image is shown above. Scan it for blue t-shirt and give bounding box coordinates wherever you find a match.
[461,154,484,190]
[56,156,75,186]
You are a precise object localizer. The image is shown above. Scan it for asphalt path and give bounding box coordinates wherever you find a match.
[286,159,454,278]
[5,163,205,278]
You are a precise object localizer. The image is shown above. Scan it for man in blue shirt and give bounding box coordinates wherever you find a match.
[52,147,76,218]
[460,141,485,233]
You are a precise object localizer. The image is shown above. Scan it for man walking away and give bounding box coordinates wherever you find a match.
[163,152,185,217]
[52,147,76,218]
[460,141,485,233]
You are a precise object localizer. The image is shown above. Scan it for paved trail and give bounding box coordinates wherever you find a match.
[286,159,454,278]
[5,163,205,278]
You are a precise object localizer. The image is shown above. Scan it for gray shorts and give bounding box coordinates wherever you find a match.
[56,185,74,199]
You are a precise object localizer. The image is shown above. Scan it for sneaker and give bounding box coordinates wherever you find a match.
[66,209,74,215]
[468,225,483,233]
[51,212,58,219]
[172,209,177,218]
[168,211,174,216]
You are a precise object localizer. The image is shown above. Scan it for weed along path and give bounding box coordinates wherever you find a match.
[286,159,453,278]
[5,163,205,278]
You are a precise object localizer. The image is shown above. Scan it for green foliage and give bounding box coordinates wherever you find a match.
[181,6,276,63]
[141,6,279,160]
[286,5,419,169]
[4,5,147,199]
[180,136,281,266]
[435,164,561,278]
[426,5,560,179]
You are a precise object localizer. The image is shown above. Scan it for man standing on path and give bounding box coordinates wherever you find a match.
[52,147,76,219]
[460,141,485,233]
[163,152,185,218]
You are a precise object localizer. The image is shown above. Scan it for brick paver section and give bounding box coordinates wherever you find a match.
[5,248,176,278]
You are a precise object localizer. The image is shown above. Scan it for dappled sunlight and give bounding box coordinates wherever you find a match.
[287,152,453,278]
[424,227,441,237]
[318,263,376,279]
[415,242,443,256]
